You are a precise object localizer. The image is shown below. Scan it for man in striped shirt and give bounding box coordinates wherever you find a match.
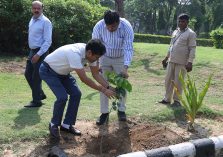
[92,10,134,125]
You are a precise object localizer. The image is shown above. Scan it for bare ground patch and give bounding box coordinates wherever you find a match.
[2,117,222,157]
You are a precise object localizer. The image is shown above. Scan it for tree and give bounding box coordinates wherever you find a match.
[115,0,125,17]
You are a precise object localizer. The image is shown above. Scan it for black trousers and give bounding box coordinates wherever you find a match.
[24,48,47,103]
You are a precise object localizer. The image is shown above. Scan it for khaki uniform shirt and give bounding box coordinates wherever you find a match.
[168,28,196,65]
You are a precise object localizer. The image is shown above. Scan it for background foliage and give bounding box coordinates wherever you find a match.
[0,0,106,54]
[1,0,223,54]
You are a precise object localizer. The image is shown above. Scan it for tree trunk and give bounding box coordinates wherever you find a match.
[115,0,125,17]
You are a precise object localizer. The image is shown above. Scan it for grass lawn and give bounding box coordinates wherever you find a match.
[0,43,223,148]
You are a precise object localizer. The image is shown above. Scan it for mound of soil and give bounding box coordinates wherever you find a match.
[2,120,185,157]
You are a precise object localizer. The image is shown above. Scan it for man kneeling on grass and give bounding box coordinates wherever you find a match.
[39,39,116,138]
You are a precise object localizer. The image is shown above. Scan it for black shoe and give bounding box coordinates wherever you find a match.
[96,113,109,125]
[158,99,170,105]
[60,125,81,136]
[49,124,60,138]
[118,111,127,121]
[171,101,181,107]
[40,94,47,100]
[24,101,42,107]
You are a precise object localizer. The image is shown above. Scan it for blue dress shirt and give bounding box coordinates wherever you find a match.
[28,14,52,56]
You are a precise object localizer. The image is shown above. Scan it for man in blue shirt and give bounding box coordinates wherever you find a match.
[92,10,134,125]
[24,1,52,107]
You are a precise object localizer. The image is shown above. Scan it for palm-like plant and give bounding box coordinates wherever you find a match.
[173,71,212,131]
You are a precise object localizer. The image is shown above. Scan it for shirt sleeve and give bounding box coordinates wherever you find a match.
[92,22,101,40]
[67,52,83,69]
[123,23,134,66]
[37,20,52,56]
[188,32,196,63]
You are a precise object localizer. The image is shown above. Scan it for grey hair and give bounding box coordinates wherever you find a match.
[32,1,43,8]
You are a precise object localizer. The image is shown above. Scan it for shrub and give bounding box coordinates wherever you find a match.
[45,0,107,51]
[210,28,223,49]
[134,33,213,47]
[0,0,106,54]
[173,72,212,131]
[134,33,170,44]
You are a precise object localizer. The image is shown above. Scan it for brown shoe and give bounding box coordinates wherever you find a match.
[60,125,81,136]
[49,124,60,138]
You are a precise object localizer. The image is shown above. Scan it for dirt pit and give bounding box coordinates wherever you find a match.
[2,120,186,157]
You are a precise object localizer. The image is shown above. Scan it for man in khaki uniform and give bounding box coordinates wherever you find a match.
[159,13,196,106]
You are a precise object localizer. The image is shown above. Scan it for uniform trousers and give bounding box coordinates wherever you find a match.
[164,62,186,102]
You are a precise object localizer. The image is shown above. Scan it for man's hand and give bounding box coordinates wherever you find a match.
[103,88,116,99]
[185,62,193,72]
[162,57,168,69]
[108,85,116,92]
[120,65,129,78]
[31,54,40,63]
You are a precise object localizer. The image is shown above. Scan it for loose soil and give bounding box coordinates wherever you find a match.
[2,118,222,157]
[1,60,222,157]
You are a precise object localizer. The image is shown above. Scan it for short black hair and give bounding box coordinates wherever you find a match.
[86,39,106,56]
[178,13,190,21]
[104,10,120,25]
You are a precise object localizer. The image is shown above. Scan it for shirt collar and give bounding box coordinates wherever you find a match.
[32,14,43,20]
[177,27,188,32]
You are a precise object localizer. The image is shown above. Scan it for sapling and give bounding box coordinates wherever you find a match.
[173,71,212,131]
[105,71,132,111]
[99,71,132,155]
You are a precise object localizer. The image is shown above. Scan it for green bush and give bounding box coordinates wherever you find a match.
[45,0,106,51]
[196,38,213,47]
[134,33,213,47]
[198,32,210,39]
[134,33,170,44]
[0,0,106,54]
[0,0,30,54]
[210,28,223,49]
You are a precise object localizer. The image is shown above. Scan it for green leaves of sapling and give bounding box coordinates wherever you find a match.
[105,71,132,112]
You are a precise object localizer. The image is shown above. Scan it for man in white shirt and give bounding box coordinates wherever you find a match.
[24,1,52,107]
[92,10,134,125]
[159,13,196,107]
[39,39,116,138]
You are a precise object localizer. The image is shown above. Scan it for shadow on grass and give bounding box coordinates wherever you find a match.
[84,92,98,100]
[131,53,162,76]
[167,105,223,139]
[194,61,211,68]
[12,107,40,130]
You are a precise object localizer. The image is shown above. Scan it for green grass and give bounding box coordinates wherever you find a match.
[0,43,223,144]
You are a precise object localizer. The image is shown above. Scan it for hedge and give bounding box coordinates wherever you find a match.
[134,33,213,47]
[0,0,106,54]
